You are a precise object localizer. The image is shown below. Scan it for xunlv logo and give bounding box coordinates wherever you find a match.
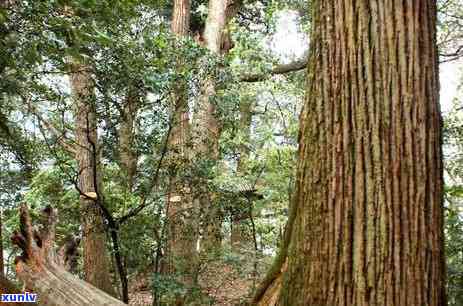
[1,292,37,303]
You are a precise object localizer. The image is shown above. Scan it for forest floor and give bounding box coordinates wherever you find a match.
[128,250,271,305]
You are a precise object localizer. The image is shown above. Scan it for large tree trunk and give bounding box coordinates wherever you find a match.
[11,204,124,306]
[162,1,199,304]
[70,61,116,297]
[196,0,229,253]
[255,1,446,305]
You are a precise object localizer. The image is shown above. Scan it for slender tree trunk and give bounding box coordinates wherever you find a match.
[116,89,140,302]
[255,1,446,305]
[119,90,139,192]
[195,0,229,253]
[114,87,142,303]
[70,61,116,297]
[231,99,253,251]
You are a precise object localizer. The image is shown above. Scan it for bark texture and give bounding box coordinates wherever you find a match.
[163,1,199,303]
[11,204,124,306]
[165,91,197,282]
[171,0,191,36]
[196,0,229,252]
[70,62,116,296]
[119,90,139,192]
[258,1,446,305]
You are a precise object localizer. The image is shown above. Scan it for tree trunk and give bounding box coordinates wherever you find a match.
[195,0,229,253]
[162,1,199,303]
[231,99,253,251]
[119,89,139,192]
[11,204,125,306]
[70,61,116,297]
[256,1,446,305]
[116,88,141,303]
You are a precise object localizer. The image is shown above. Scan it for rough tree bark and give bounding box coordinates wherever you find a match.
[11,204,125,306]
[255,1,446,305]
[195,0,230,253]
[70,61,116,297]
[163,0,199,303]
[119,89,140,192]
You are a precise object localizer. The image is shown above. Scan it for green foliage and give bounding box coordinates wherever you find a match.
[444,101,463,305]
[152,273,211,305]
[446,199,463,306]
[24,167,81,238]
[438,0,463,61]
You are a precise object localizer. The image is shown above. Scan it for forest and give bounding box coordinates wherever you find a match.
[0,0,463,305]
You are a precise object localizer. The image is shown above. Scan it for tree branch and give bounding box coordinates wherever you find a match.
[439,44,463,63]
[24,97,77,156]
[239,51,309,82]
[117,120,172,224]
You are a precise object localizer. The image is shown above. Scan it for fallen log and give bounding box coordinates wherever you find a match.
[11,204,125,306]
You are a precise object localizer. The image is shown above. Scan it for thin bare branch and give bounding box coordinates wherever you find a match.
[239,52,309,82]
[24,96,77,156]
